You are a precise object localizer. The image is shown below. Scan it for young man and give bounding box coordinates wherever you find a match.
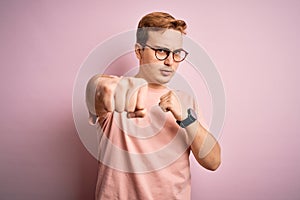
[86,12,221,200]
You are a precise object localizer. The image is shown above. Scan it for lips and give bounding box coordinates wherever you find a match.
[160,69,173,76]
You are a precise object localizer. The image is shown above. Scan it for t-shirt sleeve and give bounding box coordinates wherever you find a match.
[191,95,209,130]
[175,90,209,130]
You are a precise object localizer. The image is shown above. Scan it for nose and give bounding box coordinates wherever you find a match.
[164,52,174,66]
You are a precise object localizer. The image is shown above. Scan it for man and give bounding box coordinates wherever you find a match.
[86,12,221,200]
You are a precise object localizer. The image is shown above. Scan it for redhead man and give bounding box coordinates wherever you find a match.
[86,12,221,200]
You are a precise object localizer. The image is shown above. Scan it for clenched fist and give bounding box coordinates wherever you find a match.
[159,90,186,121]
[86,75,148,118]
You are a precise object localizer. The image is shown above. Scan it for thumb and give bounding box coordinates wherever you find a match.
[127,109,147,118]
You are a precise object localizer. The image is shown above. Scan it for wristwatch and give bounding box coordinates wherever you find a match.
[176,108,197,128]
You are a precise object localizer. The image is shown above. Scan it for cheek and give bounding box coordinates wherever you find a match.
[144,56,157,64]
[142,52,159,64]
[173,64,179,71]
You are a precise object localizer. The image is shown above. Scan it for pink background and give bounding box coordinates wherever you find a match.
[1,0,300,199]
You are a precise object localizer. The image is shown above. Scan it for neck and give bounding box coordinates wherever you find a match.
[134,74,166,90]
[148,83,167,90]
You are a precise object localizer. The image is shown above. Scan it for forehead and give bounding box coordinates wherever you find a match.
[147,29,183,49]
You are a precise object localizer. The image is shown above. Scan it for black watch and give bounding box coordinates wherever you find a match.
[176,108,197,128]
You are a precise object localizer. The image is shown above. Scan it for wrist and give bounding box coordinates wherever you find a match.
[176,108,197,128]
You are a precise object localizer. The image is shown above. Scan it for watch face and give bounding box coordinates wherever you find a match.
[188,108,197,120]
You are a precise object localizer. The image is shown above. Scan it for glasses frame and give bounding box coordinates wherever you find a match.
[143,44,189,63]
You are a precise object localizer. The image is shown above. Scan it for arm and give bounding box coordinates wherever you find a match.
[159,91,221,171]
[186,121,221,171]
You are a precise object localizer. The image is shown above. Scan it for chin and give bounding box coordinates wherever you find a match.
[157,78,172,85]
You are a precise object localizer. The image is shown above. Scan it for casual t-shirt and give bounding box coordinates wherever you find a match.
[92,87,197,200]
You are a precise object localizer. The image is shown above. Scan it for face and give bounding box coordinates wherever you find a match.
[135,29,183,88]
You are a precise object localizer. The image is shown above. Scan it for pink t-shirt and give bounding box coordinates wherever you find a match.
[94,87,197,200]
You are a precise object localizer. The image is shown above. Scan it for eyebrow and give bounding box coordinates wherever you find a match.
[152,45,170,50]
[152,45,184,52]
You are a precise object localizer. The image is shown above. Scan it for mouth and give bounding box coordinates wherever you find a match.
[160,69,173,76]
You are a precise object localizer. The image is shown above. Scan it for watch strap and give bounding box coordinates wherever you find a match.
[176,108,197,128]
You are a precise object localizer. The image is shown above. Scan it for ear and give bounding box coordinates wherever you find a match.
[135,43,143,60]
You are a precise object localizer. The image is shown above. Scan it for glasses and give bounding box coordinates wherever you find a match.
[143,44,188,62]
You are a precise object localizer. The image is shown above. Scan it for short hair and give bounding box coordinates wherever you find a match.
[136,12,187,46]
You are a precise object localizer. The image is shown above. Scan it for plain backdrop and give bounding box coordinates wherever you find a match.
[0,0,299,200]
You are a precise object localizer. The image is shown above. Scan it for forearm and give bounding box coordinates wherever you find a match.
[186,121,221,171]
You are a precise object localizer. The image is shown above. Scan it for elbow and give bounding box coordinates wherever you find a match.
[209,159,221,171]
[208,145,221,171]
[203,155,221,171]
[199,156,221,171]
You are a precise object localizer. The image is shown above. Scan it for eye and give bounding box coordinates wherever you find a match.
[174,51,181,55]
[157,49,167,54]
[156,49,169,56]
[173,50,183,58]
[174,49,183,54]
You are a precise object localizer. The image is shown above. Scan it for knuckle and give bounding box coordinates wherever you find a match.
[96,91,101,98]
[115,106,124,113]
[102,85,113,95]
[105,107,113,112]
[118,79,129,91]
[125,104,135,113]
[126,107,135,113]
